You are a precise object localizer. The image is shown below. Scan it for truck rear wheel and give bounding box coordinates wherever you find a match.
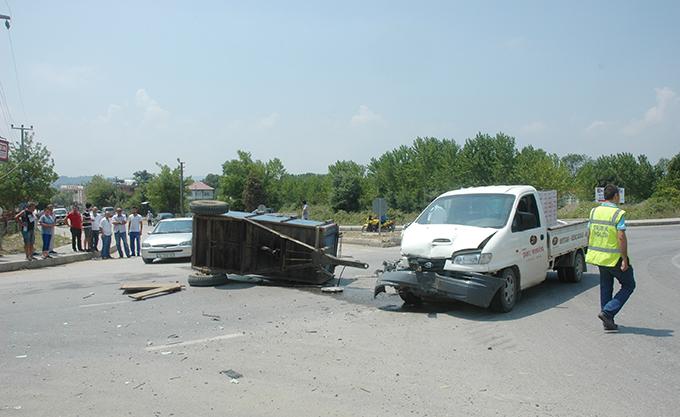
[562,251,585,283]
[188,272,229,287]
[490,268,518,313]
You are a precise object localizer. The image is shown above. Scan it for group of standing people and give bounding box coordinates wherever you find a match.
[65,205,146,260]
[15,202,148,261]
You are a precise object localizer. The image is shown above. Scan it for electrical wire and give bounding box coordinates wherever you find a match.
[5,29,26,119]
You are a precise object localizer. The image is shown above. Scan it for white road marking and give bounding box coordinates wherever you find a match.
[672,253,680,270]
[79,300,130,308]
[146,333,244,352]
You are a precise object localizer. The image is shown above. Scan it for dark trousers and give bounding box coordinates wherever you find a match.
[70,227,82,251]
[91,230,100,251]
[599,258,636,319]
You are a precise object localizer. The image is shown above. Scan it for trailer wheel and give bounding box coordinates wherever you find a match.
[398,289,423,305]
[188,272,229,287]
[490,268,518,313]
[563,251,585,283]
[189,200,229,216]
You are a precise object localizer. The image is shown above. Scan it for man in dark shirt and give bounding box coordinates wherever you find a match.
[82,203,93,252]
[15,202,37,261]
[66,205,83,252]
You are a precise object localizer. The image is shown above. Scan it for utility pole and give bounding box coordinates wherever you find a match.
[177,158,185,216]
[11,124,33,151]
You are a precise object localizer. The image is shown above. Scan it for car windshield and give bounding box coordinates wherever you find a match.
[53,209,66,215]
[152,220,192,234]
[415,193,515,229]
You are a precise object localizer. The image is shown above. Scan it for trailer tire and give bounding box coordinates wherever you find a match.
[490,268,519,313]
[398,289,423,305]
[189,200,229,216]
[188,272,229,287]
[563,250,585,283]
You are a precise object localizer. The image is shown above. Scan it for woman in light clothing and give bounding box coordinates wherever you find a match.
[39,205,56,259]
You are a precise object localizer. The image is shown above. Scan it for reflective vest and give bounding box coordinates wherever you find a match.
[585,205,625,267]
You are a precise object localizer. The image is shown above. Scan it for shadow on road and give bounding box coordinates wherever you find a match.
[374,272,600,321]
[615,326,674,337]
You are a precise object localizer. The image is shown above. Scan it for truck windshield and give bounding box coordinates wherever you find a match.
[416,194,515,228]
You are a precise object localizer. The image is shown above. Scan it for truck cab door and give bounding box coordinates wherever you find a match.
[508,193,549,288]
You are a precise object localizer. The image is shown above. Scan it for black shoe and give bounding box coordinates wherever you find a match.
[49,250,58,255]
[598,312,618,331]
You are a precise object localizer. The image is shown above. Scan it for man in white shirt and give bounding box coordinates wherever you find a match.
[128,206,144,257]
[99,211,113,259]
[91,207,103,252]
[112,207,130,258]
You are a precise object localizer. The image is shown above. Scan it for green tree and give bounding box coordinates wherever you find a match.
[329,160,365,212]
[459,132,517,186]
[146,164,191,214]
[512,146,570,193]
[574,153,660,202]
[52,189,76,207]
[203,173,221,190]
[85,175,126,208]
[217,151,286,211]
[242,172,266,211]
[0,133,58,209]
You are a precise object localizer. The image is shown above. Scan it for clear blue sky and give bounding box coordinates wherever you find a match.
[0,0,678,178]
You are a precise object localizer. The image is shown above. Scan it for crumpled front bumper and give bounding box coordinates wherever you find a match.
[374,269,504,308]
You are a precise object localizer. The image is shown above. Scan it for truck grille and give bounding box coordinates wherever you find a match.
[409,258,446,272]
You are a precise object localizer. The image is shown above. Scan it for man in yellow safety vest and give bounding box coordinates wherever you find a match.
[586,184,636,331]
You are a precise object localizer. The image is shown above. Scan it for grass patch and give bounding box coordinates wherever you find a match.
[558,199,680,220]
[0,232,70,255]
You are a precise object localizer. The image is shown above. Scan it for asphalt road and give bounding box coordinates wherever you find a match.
[1,225,679,417]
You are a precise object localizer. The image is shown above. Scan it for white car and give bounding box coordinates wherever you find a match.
[141,218,193,264]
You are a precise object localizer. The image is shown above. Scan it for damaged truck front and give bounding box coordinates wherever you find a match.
[375,186,588,312]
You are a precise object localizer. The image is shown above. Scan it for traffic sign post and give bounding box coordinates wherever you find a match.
[372,198,388,236]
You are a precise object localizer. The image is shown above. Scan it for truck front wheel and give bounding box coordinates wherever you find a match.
[491,268,519,313]
[398,289,423,305]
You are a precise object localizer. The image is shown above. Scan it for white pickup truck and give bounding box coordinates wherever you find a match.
[374,185,588,312]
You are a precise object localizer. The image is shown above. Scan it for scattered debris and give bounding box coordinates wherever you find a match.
[220,369,243,379]
[160,351,173,355]
[167,334,179,339]
[121,282,184,301]
[360,387,371,393]
[83,292,95,299]
[230,379,240,384]
[202,312,221,321]
[305,330,318,334]
[321,286,344,293]
[132,382,146,390]
[15,355,27,359]
[169,376,181,380]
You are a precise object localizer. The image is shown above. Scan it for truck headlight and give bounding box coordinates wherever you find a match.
[452,252,492,265]
[179,240,192,247]
[397,256,410,270]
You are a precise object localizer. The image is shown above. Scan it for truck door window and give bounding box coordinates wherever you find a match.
[512,194,541,232]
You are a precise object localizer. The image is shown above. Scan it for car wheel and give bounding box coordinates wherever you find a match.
[398,289,423,305]
[491,268,519,313]
[188,272,229,287]
[142,257,153,264]
[189,200,229,216]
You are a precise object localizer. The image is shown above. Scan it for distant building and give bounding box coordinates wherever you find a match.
[60,185,85,205]
[189,181,215,200]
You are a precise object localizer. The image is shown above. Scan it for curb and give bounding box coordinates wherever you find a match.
[0,251,95,273]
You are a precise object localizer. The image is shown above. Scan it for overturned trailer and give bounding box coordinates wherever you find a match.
[190,201,368,284]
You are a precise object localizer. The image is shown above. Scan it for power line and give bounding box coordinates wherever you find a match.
[5,29,26,119]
